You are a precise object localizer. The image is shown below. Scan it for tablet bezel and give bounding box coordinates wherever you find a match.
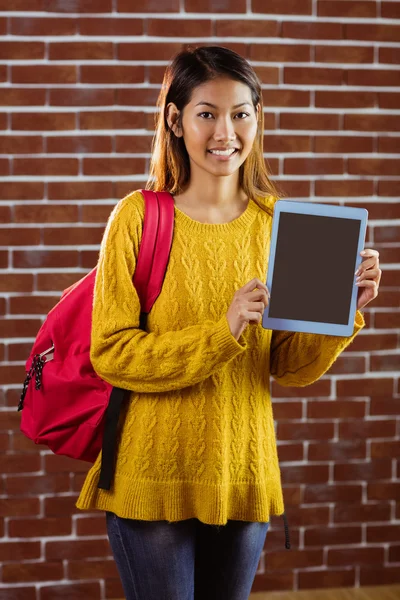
[262,200,368,337]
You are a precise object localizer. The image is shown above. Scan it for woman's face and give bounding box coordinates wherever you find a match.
[167,77,260,179]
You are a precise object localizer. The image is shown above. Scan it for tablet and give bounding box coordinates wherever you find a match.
[262,200,368,337]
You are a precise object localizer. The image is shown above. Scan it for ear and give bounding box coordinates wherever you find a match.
[255,103,261,123]
[166,102,183,138]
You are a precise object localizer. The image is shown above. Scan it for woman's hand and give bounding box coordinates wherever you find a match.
[226,278,270,341]
[355,248,381,310]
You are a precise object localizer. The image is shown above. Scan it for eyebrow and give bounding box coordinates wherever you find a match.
[194,101,252,109]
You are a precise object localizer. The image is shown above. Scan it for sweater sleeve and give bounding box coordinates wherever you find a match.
[270,310,365,387]
[90,191,246,393]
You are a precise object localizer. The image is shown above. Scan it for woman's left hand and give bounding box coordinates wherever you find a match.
[355,249,382,310]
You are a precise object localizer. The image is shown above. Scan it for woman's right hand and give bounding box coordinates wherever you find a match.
[226,278,270,341]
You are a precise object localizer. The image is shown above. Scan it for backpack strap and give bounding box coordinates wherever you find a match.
[97,190,175,491]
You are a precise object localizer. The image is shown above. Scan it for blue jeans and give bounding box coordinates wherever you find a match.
[106,512,269,600]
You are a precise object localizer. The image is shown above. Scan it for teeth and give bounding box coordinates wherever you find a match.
[209,149,236,156]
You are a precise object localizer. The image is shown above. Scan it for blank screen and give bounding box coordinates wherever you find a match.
[268,212,361,325]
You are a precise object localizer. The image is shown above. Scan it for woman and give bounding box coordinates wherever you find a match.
[76,46,381,600]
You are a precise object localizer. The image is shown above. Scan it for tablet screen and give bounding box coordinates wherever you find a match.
[268,212,361,325]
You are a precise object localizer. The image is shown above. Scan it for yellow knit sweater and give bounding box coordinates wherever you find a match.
[76,190,365,525]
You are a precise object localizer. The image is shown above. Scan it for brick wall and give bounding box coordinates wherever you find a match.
[0,1,399,599]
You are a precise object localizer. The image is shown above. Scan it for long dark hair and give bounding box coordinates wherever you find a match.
[147,45,282,216]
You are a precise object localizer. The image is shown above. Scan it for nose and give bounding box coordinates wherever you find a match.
[213,115,237,143]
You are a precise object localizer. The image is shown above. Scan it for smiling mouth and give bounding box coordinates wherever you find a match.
[207,149,239,157]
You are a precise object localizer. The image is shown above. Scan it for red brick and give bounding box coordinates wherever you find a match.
[368,482,400,501]
[46,539,110,561]
[334,502,391,524]
[0,363,30,383]
[48,181,113,200]
[79,110,144,130]
[316,179,374,197]
[281,464,329,485]
[0,588,36,600]
[253,0,311,13]
[317,45,373,64]
[316,91,376,108]
[370,355,400,373]
[278,421,334,441]
[47,135,112,153]
[119,0,178,9]
[0,274,33,292]
[0,41,44,59]
[13,113,76,131]
[367,524,400,544]
[121,41,187,61]
[379,92,400,109]
[281,113,339,130]
[349,158,400,176]
[360,566,400,586]
[40,582,102,600]
[44,454,91,474]
[379,47,400,65]
[12,65,77,84]
[0,227,40,246]
[68,558,118,579]
[0,497,39,517]
[345,23,400,42]
[13,250,79,269]
[375,312,400,328]
[49,42,114,60]
[250,44,310,62]
[285,158,344,175]
[0,453,40,474]
[298,568,355,590]
[307,399,366,419]
[267,549,323,570]
[252,67,279,84]
[378,136,400,153]
[46,0,112,10]
[0,135,43,154]
[82,204,113,223]
[43,227,103,246]
[304,484,362,504]
[262,90,310,107]
[3,562,63,583]
[13,158,79,176]
[0,113,7,129]
[115,135,153,154]
[9,516,71,538]
[76,515,107,536]
[314,135,373,153]
[251,572,294,593]
[81,250,98,268]
[115,88,161,106]
[153,17,213,36]
[285,506,330,527]
[379,180,400,196]
[339,419,396,439]
[5,473,70,495]
[79,17,143,36]
[0,206,11,222]
[272,378,330,399]
[49,88,114,107]
[37,272,83,292]
[44,495,79,517]
[0,181,44,199]
[83,157,146,176]
[0,541,40,561]
[216,19,278,37]
[0,158,10,175]
[337,378,393,397]
[186,0,244,11]
[371,440,400,459]
[285,67,343,86]
[0,0,43,8]
[11,16,76,35]
[345,114,400,132]
[14,204,78,224]
[318,0,376,17]
[389,545,400,562]
[308,440,366,461]
[305,525,361,547]
[382,1,400,18]
[282,21,342,39]
[347,69,400,87]
[334,459,392,482]
[264,135,311,153]
[277,442,304,463]
[80,65,144,84]
[328,546,384,567]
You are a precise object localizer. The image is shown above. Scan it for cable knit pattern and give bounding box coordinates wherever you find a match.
[76,189,366,525]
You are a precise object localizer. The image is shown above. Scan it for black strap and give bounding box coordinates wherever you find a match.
[283,513,291,549]
[97,386,126,490]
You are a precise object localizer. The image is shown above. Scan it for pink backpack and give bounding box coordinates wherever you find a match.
[18,190,175,490]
